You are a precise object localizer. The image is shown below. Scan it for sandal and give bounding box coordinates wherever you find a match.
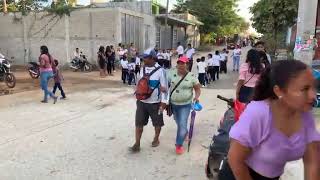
[129,144,140,153]
[151,140,160,147]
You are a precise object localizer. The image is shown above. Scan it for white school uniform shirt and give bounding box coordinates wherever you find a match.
[120,59,128,69]
[212,55,221,66]
[185,48,195,59]
[177,45,184,55]
[220,53,228,61]
[128,62,135,71]
[135,57,141,65]
[207,58,214,67]
[197,62,207,73]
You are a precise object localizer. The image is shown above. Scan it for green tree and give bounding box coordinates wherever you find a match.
[173,0,248,43]
[250,0,298,56]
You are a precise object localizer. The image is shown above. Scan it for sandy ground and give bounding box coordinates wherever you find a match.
[0,49,312,180]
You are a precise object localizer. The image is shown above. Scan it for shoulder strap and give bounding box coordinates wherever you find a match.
[170,72,189,99]
[145,66,161,77]
[243,71,255,86]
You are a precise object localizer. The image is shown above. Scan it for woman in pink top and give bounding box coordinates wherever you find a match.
[39,45,58,104]
[228,60,320,180]
[236,49,263,103]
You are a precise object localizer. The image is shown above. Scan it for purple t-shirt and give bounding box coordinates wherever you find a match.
[229,101,320,178]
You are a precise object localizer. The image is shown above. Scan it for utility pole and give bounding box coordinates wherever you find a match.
[3,0,7,13]
[165,0,169,28]
[165,0,169,48]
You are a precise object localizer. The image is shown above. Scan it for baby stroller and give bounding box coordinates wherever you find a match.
[205,95,236,179]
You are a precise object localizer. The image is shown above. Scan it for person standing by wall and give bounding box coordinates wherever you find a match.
[130,48,168,153]
[120,54,129,84]
[39,45,58,104]
[167,56,201,154]
[105,46,113,76]
[185,44,196,72]
[110,45,116,73]
[97,46,106,78]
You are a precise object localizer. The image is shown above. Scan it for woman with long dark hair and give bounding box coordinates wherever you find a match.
[110,45,116,72]
[39,45,58,104]
[98,46,106,77]
[236,49,263,103]
[105,46,113,75]
[228,60,320,180]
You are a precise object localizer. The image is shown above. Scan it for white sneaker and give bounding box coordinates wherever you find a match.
[202,85,205,88]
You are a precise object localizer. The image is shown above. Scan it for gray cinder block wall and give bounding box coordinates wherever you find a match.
[0,7,156,66]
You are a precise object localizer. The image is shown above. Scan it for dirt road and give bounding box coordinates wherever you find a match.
[0,49,309,180]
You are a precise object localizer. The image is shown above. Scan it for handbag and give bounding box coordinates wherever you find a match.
[166,72,189,117]
[238,71,255,103]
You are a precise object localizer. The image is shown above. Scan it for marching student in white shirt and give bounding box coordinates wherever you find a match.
[220,48,228,74]
[176,42,184,57]
[135,52,141,76]
[185,44,196,72]
[211,50,221,81]
[232,45,241,71]
[120,54,129,84]
[197,58,207,87]
[207,53,214,82]
[128,57,136,86]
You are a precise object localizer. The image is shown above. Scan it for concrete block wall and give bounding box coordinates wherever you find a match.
[0,7,156,66]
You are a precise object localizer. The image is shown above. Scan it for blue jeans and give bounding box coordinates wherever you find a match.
[172,103,192,146]
[233,56,240,71]
[40,71,55,101]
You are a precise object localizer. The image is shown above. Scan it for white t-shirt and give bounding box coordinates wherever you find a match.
[207,58,214,67]
[137,64,168,104]
[220,53,228,61]
[128,62,135,71]
[120,59,128,69]
[157,53,165,60]
[212,55,221,66]
[135,57,141,65]
[177,45,184,55]
[74,51,80,59]
[185,48,195,59]
[197,62,207,73]
[233,49,241,57]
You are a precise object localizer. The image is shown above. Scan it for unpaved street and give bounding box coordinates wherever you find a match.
[0,50,310,180]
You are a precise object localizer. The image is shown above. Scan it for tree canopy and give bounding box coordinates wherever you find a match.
[250,0,298,56]
[172,0,249,37]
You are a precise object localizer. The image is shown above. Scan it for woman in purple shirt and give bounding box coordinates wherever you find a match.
[229,60,320,180]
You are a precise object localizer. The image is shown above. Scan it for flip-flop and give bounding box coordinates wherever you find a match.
[151,140,160,147]
[129,144,140,153]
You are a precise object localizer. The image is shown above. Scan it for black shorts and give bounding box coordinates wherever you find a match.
[135,101,164,127]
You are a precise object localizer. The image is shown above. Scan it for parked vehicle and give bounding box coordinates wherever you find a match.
[0,53,16,88]
[227,43,236,50]
[206,95,235,179]
[27,62,40,79]
[70,53,92,72]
